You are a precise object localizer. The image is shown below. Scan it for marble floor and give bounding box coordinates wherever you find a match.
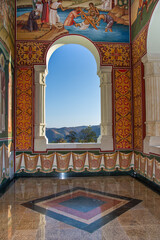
[0,176,160,240]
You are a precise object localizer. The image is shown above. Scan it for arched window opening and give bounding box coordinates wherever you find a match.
[34,35,113,152]
[45,44,100,144]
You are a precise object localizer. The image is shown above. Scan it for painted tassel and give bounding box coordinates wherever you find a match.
[69,152,73,169]
[53,152,57,170]
[85,152,89,169]
[2,143,5,173]
[20,153,25,170]
[37,154,41,169]
[100,154,105,169]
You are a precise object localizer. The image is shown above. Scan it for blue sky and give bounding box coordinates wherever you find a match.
[46,44,100,128]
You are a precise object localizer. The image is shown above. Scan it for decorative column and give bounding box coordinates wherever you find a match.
[98,66,113,151]
[142,54,160,153]
[34,65,48,151]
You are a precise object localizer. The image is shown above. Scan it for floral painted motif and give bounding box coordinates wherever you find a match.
[114,69,132,149]
[132,26,147,65]
[97,43,130,67]
[16,41,50,66]
[16,68,32,150]
[133,64,143,151]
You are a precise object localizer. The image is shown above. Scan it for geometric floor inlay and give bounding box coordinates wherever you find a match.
[22,187,142,233]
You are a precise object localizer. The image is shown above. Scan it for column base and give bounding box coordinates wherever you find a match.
[98,135,114,151]
[34,136,48,152]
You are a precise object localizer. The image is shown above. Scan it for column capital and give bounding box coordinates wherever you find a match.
[142,53,160,63]
[98,66,112,85]
[142,53,160,77]
[34,65,46,73]
[34,65,48,85]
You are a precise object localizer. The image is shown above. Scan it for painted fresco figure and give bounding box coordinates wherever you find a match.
[102,0,110,10]
[75,15,95,30]
[22,9,40,32]
[0,54,5,133]
[41,0,49,25]
[36,1,43,14]
[95,14,114,32]
[49,0,67,29]
[64,7,81,26]
[137,0,148,21]
[87,3,99,22]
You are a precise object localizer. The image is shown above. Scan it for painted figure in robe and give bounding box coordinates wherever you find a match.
[49,0,67,29]
[22,9,40,32]
[0,53,5,133]
[96,14,114,32]
[41,0,49,24]
[64,7,81,26]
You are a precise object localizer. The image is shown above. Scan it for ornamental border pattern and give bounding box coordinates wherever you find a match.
[133,63,143,151]
[95,43,130,67]
[16,68,33,150]
[132,25,148,66]
[16,41,50,66]
[114,69,132,149]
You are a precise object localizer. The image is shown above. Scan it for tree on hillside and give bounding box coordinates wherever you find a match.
[52,138,67,143]
[66,131,77,143]
[78,126,97,143]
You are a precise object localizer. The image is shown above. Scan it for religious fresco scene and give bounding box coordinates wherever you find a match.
[0,0,15,58]
[131,0,158,40]
[17,0,129,42]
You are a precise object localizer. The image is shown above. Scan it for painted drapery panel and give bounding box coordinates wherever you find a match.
[16,0,129,42]
[131,0,158,40]
[114,69,132,149]
[15,151,134,173]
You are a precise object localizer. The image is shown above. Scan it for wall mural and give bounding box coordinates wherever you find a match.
[131,0,158,40]
[0,43,13,141]
[16,0,129,42]
[0,51,6,135]
[0,0,15,59]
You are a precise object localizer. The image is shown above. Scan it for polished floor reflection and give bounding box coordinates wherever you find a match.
[0,176,160,240]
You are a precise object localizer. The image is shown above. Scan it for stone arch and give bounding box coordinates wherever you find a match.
[142,1,160,154]
[34,35,113,151]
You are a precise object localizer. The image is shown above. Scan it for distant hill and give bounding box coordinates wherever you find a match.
[46,125,100,143]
